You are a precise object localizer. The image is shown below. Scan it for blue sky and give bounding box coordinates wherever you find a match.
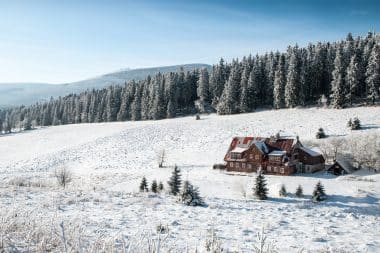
[0,0,379,84]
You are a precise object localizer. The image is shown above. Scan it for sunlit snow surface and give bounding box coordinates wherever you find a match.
[0,107,379,252]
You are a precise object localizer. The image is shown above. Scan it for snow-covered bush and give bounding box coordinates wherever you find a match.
[204,228,224,252]
[179,180,205,206]
[253,227,278,253]
[347,117,361,130]
[156,223,169,234]
[315,128,326,139]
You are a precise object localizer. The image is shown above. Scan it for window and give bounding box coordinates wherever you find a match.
[274,167,278,172]
[248,164,252,169]
[280,167,285,174]
[230,162,233,167]
[242,163,246,169]
[255,155,259,160]
[250,154,253,159]
[267,166,271,172]
[235,163,240,168]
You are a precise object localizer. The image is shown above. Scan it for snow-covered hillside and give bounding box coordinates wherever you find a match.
[0,107,379,252]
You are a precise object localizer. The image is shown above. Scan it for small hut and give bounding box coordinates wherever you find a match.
[327,159,355,175]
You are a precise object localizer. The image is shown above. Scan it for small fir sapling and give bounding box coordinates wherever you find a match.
[295,185,303,198]
[254,172,268,200]
[168,165,181,195]
[139,176,148,192]
[279,184,287,197]
[312,181,327,201]
[151,180,158,193]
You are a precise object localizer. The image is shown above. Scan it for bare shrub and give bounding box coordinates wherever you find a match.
[204,228,224,252]
[8,177,46,188]
[253,227,278,253]
[54,167,73,188]
[157,149,166,168]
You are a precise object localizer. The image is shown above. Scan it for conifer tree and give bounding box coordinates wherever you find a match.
[254,172,268,200]
[197,68,210,104]
[139,177,148,192]
[273,54,286,109]
[312,181,326,201]
[279,184,287,197]
[131,86,142,121]
[217,65,240,114]
[330,45,346,108]
[295,185,303,198]
[365,44,380,105]
[151,180,158,193]
[168,165,181,195]
[285,48,300,108]
[180,180,204,206]
[346,55,360,105]
[158,181,164,192]
[239,71,250,113]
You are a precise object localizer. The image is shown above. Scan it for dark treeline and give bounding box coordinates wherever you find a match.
[0,32,379,133]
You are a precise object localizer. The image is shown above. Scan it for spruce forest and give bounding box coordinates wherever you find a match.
[0,32,379,132]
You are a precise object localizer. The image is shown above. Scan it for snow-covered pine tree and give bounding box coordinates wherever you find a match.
[351,117,361,130]
[139,177,148,192]
[312,181,326,201]
[168,165,181,195]
[151,180,158,193]
[210,58,227,109]
[239,64,250,113]
[279,184,287,197]
[131,86,142,121]
[365,44,380,105]
[346,55,361,105]
[316,127,326,139]
[295,185,303,198]
[151,76,166,120]
[254,172,268,200]
[330,45,346,108]
[180,180,204,206]
[273,54,286,109]
[285,47,300,108]
[247,61,261,109]
[217,64,241,115]
[158,181,164,192]
[140,81,152,120]
[197,68,210,104]
[166,73,178,118]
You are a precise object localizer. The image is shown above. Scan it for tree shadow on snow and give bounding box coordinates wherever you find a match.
[360,124,380,130]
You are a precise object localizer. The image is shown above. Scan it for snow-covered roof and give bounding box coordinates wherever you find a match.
[231,146,248,153]
[253,141,269,154]
[300,146,322,157]
[268,150,286,156]
[335,159,355,173]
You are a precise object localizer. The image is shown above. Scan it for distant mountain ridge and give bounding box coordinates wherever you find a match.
[0,63,211,107]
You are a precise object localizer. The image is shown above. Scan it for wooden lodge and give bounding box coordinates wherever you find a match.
[223,135,325,175]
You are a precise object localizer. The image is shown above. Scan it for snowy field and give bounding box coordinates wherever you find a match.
[0,107,379,252]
